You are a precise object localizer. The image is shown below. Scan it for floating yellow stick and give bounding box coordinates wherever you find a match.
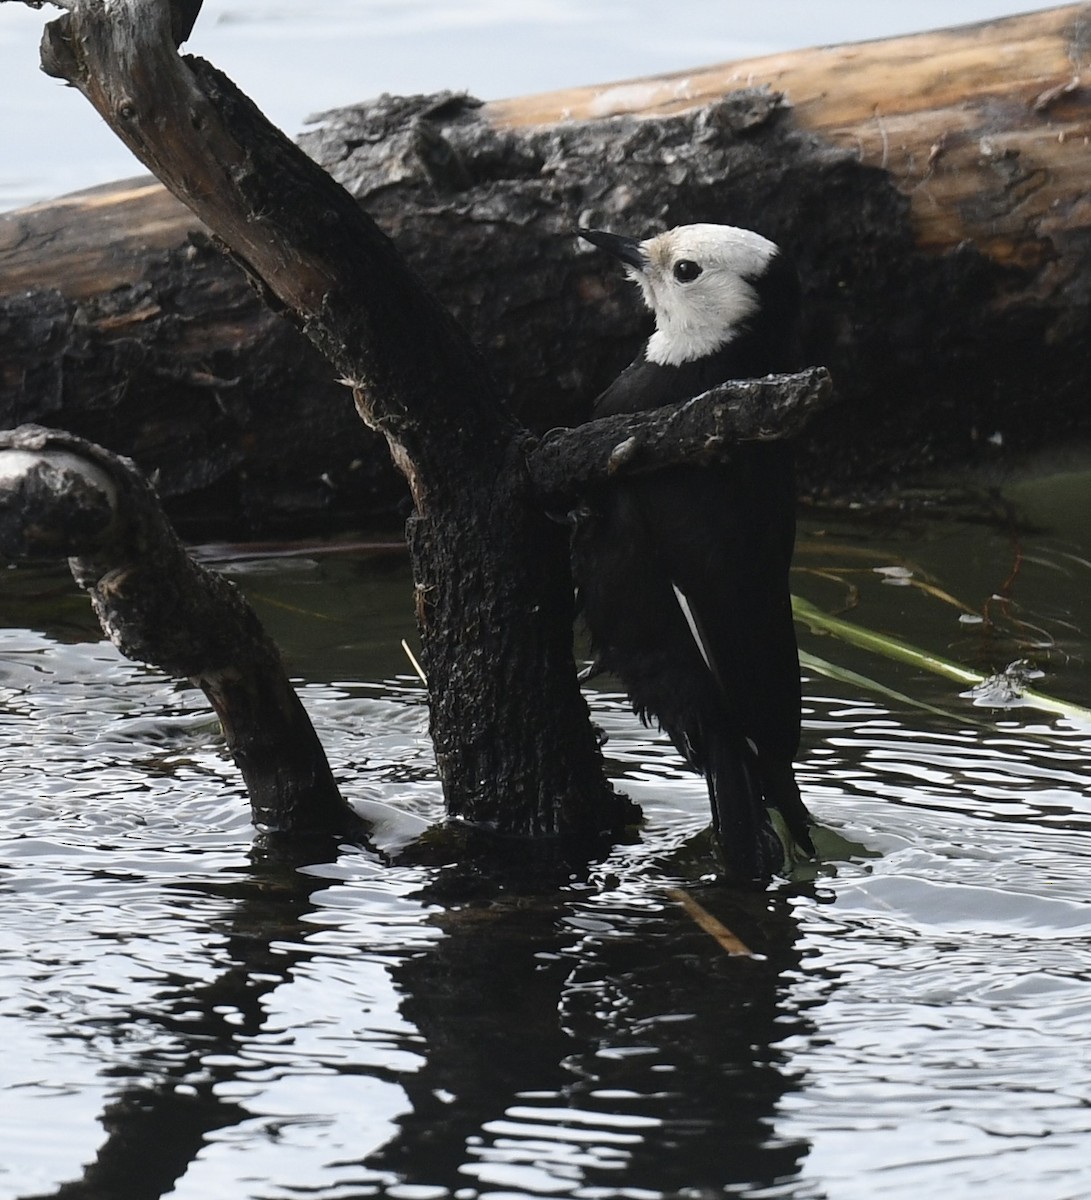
[667,888,754,956]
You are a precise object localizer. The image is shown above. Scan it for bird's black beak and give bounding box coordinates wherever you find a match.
[578,227,648,272]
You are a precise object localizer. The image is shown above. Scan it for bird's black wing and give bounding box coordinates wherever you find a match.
[589,352,802,760]
[631,447,809,845]
[576,352,812,874]
[635,446,800,759]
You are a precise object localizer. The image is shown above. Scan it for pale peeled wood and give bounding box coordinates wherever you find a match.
[4,5,1088,299]
[490,5,1091,263]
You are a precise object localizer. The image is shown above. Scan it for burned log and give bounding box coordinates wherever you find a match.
[2,5,1089,537]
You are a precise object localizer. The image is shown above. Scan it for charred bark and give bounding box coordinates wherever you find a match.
[0,367,828,848]
[2,6,1090,536]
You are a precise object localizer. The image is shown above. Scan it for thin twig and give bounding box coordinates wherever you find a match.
[401,638,427,685]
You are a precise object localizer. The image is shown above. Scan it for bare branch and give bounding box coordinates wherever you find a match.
[11,0,627,847]
[32,0,496,470]
[526,368,834,508]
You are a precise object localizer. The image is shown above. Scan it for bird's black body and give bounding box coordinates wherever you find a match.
[573,227,812,880]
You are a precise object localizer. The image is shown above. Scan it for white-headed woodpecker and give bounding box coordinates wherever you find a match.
[574,222,814,881]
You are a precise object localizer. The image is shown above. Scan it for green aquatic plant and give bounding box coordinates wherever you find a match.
[792,595,1091,727]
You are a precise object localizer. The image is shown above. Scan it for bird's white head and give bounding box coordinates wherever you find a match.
[579,223,781,368]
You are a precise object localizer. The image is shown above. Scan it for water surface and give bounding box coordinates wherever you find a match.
[1,3,1090,1194]
[2,468,1089,1199]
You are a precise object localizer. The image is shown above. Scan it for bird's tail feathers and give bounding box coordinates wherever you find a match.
[705,737,782,882]
[758,757,815,859]
[705,738,814,882]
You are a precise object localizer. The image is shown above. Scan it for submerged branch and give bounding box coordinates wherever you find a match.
[666,888,754,957]
[0,424,362,839]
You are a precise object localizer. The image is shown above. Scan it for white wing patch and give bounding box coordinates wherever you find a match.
[671,582,714,674]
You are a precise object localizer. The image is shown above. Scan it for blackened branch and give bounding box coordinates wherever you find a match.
[5,0,831,851]
[527,367,833,508]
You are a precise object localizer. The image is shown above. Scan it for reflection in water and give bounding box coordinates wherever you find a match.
[373,884,811,1195]
[3,483,1091,1198]
[16,856,317,1200]
[10,846,816,1198]
[4,768,815,1199]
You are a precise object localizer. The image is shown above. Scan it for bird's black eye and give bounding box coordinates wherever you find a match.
[673,259,702,283]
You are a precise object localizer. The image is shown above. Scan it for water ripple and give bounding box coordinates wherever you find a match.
[2,530,1091,1198]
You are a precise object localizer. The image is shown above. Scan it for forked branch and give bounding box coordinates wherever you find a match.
[2,0,832,851]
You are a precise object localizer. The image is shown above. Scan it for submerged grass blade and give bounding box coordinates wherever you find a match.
[793,594,981,684]
[799,647,977,726]
[792,594,1091,727]
[907,578,981,615]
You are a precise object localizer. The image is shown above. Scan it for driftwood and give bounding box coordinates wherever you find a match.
[2,5,1089,536]
[1,0,831,862]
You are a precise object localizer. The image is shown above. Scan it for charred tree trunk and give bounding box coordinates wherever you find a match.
[0,362,829,847]
[2,5,1090,536]
[9,0,641,847]
[0,0,833,854]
